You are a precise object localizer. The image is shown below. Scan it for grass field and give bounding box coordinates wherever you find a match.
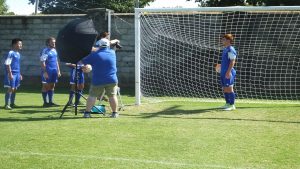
[0,87,299,169]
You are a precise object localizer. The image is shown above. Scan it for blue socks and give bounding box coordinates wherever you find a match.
[69,91,75,103]
[47,90,54,103]
[224,92,235,105]
[75,90,82,104]
[42,92,48,103]
[5,92,12,106]
[224,93,230,104]
[11,93,16,105]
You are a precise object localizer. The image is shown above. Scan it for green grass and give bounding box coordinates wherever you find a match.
[0,87,299,169]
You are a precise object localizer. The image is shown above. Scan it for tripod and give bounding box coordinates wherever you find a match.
[60,64,82,118]
[59,64,105,118]
[97,87,125,111]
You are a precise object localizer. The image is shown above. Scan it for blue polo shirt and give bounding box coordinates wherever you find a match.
[82,47,118,86]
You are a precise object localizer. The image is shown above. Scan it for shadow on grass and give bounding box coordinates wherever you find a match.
[0,102,111,122]
[6,106,64,114]
[188,117,300,124]
[0,112,108,122]
[122,105,300,124]
[141,105,218,118]
[10,86,135,97]
[0,116,82,122]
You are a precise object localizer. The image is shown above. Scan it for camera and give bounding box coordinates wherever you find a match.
[110,39,122,49]
[115,42,122,49]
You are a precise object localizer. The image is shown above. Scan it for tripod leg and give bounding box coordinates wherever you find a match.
[97,90,106,105]
[60,101,70,118]
[74,64,79,116]
[60,64,79,118]
[117,87,125,111]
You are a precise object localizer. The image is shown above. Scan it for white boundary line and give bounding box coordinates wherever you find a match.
[0,150,245,169]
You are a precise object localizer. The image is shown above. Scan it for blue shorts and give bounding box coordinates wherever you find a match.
[4,73,21,89]
[220,73,236,87]
[70,69,84,84]
[42,69,58,84]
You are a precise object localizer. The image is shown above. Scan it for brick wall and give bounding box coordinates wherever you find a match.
[0,10,135,88]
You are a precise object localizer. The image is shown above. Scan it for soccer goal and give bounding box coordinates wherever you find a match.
[135,6,300,105]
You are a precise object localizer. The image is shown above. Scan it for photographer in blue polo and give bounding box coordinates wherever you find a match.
[82,38,119,118]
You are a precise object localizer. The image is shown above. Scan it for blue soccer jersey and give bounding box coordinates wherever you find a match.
[221,46,237,76]
[4,51,21,73]
[3,50,21,88]
[40,47,59,83]
[220,46,237,87]
[82,48,118,86]
[40,47,58,71]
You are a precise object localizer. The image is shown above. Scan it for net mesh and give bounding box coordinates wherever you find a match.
[138,9,300,103]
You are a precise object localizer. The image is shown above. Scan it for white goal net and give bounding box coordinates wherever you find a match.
[135,7,300,105]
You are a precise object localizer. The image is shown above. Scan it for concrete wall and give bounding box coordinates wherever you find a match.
[0,10,135,88]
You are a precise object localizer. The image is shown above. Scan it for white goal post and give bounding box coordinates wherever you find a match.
[135,6,300,105]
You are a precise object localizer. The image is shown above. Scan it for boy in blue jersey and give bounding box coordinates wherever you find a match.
[219,34,237,111]
[82,38,119,118]
[40,37,61,107]
[65,62,85,106]
[3,38,23,110]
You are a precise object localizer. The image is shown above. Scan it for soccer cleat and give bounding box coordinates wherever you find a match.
[219,103,230,109]
[49,102,60,107]
[42,102,50,107]
[10,104,19,108]
[83,112,91,118]
[223,105,236,111]
[5,105,12,110]
[110,112,119,118]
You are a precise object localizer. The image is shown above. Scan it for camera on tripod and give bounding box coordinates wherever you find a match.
[114,42,122,49]
[110,39,122,49]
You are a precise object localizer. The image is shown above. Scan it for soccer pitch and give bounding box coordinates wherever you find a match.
[0,88,299,169]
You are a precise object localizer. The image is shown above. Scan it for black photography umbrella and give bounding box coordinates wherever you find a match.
[56,18,98,63]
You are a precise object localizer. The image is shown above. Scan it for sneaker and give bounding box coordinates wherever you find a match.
[10,104,19,108]
[42,102,50,107]
[110,112,119,118]
[49,102,60,107]
[219,103,230,109]
[83,112,91,118]
[5,105,12,110]
[223,105,236,111]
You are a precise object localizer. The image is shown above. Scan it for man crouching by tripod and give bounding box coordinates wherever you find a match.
[81,38,119,118]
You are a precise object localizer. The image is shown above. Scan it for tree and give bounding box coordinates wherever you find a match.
[253,0,300,6]
[191,0,300,6]
[29,0,154,14]
[0,0,8,15]
[198,0,245,7]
